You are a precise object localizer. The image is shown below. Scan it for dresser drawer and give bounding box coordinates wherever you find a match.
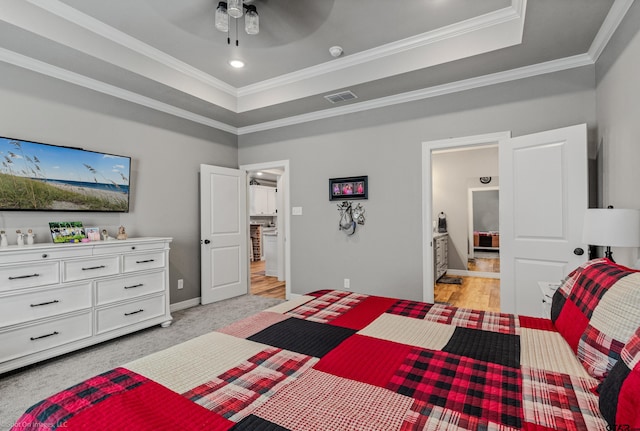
[63,256,120,282]
[122,252,165,273]
[0,246,92,264]
[93,242,166,255]
[0,311,92,363]
[96,295,165,334]
[0,262,60,291]
[96,271,165,306]
[0,283,92,327]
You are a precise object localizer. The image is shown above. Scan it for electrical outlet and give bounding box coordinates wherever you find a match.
[177,279,184,289]
[343,278,350,290]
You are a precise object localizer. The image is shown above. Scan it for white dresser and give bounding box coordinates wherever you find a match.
[0,237,172,374]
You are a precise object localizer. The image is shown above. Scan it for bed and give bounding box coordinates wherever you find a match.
[11,258,640,430]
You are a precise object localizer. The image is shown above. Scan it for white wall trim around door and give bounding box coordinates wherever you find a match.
[240,160,292,300]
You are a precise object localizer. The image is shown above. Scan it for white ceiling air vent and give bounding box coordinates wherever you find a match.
[324,90,357,104]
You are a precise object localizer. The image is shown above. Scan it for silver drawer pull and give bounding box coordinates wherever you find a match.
[82,265,106,271]
[124,309,144,316]
[135,259,155,264]
[124,283,144,289]
[30,331,59,341]
[9,273,40,280]
[30,300,60,307]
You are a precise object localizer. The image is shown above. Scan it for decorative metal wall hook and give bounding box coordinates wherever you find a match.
[338,201,365,235]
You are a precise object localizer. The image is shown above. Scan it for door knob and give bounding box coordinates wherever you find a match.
[573,247,584,256]
[204,239,211,244]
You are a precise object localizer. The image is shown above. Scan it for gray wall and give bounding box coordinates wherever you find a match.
[595,0,640,267]
[239,66,597,301]
[432,147,499,270]
[0,62,237,305]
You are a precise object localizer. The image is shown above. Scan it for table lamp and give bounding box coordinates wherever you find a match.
[582,207,640,262]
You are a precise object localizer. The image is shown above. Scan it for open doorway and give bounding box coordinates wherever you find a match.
[240,160,291,300]
[423,132,509,311]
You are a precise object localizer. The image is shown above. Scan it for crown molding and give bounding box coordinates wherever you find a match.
[588,0,634,62]
[237,0,525,97]
[0,47,237,135]
[238,54,593,135]
[2,0,629,136]
[26,0,238,97]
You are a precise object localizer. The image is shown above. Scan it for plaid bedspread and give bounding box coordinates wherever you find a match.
[13,290,609,430]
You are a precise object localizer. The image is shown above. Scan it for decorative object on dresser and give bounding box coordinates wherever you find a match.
[85,227,100,241]
[26,229,35,245]
[49,221,86,243]
[582,206,640,262]
[15,229,24,246]
[0,237,172,374]
[117,225,128,240]
[0,230,7,248]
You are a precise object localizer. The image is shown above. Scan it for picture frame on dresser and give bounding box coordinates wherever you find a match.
[85,227,100,241]
[49,221,86,243]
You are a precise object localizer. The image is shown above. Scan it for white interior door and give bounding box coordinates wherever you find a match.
[200,164,247,304]
[499,124,588,317]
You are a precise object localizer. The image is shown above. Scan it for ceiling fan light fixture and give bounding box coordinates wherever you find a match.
[244,5,259,35]
[215,2,229,32]
[229,59,245,68]
[227,0,243,18]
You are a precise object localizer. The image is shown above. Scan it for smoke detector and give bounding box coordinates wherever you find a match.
[329,46,343,58]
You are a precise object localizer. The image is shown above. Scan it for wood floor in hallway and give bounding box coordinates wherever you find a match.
[434,275,500,312]
[250,260,286,299]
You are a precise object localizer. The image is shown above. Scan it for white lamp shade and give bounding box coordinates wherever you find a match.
[582,208,640,247]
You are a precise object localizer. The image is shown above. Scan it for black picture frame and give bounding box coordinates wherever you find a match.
[329,176,368,201]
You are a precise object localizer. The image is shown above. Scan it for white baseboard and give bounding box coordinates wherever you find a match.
[170,297,201,313]
[446,269,500,279]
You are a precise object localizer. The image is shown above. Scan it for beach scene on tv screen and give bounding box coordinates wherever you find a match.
[0,137,130,211]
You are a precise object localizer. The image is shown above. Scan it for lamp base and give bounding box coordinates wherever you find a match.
[604,246,615,263]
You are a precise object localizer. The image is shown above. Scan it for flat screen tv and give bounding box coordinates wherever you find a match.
[0,136,131,212]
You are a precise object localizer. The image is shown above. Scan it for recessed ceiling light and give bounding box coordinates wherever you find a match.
[229,59,245,68]
[256,172,263,176]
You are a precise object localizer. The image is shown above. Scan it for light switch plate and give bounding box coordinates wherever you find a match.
[292,206,303,215]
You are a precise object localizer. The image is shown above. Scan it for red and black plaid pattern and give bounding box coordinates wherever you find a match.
[387,347,522,428]
[424,304,519,335]
[285,291,368,323]
[522,367,608,430]
[386,299,433,319]
[568,259,631,319]
[621,327,640,368]
[578,324,625,379]
[14,367,147,430]
[182,347,317,422]
[400,399,517,431]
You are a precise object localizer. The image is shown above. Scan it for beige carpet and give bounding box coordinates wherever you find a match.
[0,294,284,430]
